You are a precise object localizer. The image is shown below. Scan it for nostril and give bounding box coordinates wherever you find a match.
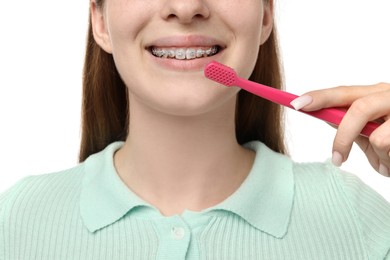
[166,13,201,24]
[194,14,204,19]
[161,2,210,24]
[167,14,177,20]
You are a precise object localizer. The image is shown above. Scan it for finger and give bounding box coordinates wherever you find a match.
[368,119,390,176]
[355,136,380,170]
[299,83,390,112]
[355,134,390,177]
[332,91,390,165]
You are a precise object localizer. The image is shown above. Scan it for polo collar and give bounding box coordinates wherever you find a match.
[207,142,294,238]
[80,141,295,238]
[80,142,150,233]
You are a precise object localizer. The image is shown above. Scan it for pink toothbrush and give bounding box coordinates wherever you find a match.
[204,61,380,137]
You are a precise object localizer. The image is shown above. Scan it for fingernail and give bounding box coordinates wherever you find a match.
[332,151,343,167]
[379,164,389,177]
[290,95,313,110]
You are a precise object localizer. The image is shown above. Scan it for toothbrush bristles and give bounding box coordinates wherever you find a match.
[204,61,237,87]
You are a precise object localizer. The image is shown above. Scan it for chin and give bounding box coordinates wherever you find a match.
[150,88,239,117]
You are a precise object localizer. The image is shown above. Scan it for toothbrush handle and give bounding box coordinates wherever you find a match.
[300,107,379,137]
[236,78,380,137]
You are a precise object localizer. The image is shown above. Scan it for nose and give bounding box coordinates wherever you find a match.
[161,0,210,24]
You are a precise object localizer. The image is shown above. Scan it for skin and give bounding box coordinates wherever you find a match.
[90,0,273,216]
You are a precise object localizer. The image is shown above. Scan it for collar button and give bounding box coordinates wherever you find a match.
[171,227,186,240]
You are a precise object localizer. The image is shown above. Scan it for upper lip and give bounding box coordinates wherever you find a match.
[146,35,226,48]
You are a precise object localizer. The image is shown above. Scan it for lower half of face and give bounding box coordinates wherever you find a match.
[108,0,266,117]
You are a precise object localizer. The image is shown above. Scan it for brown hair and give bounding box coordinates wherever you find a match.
[79,2,286,162]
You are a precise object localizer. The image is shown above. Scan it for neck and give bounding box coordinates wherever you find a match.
[114,96,255,216]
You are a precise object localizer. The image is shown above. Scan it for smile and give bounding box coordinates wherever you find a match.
[150,46,220,60]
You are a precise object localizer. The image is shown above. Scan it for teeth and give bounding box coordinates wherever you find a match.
[174,49,186,60]
[196,49,204,58]
[186,49,196,59]
[168,49,175,58]
[151,46,218,59]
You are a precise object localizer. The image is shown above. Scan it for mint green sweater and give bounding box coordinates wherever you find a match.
[1,141,389,260]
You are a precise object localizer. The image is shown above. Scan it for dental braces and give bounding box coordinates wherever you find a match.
[152,46,218,60]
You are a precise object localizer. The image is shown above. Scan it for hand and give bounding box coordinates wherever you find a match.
[290,82,390,177]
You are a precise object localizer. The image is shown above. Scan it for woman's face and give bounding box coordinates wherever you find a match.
[91,0,273,116]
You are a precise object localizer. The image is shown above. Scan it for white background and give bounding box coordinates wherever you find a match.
[0,0,389,201]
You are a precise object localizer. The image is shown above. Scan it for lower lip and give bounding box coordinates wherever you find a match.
[147,49,224,71]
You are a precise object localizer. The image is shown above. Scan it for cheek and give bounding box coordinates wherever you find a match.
[221,0,263,36]
[219,1,264,77]
[237,9,263,47]
[233,22,263,79]
[105,1,154,52]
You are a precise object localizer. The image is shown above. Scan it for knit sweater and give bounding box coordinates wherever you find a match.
[1,141,389,260]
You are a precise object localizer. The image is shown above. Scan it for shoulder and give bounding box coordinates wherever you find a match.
[334,168,390,259]
[292,160,390,259]
[0,164,85,221]
[0,141,123,223]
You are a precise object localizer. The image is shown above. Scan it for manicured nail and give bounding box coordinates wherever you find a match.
[379,164,389,177]
[290,95,313,110]
[332,151,343,167]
